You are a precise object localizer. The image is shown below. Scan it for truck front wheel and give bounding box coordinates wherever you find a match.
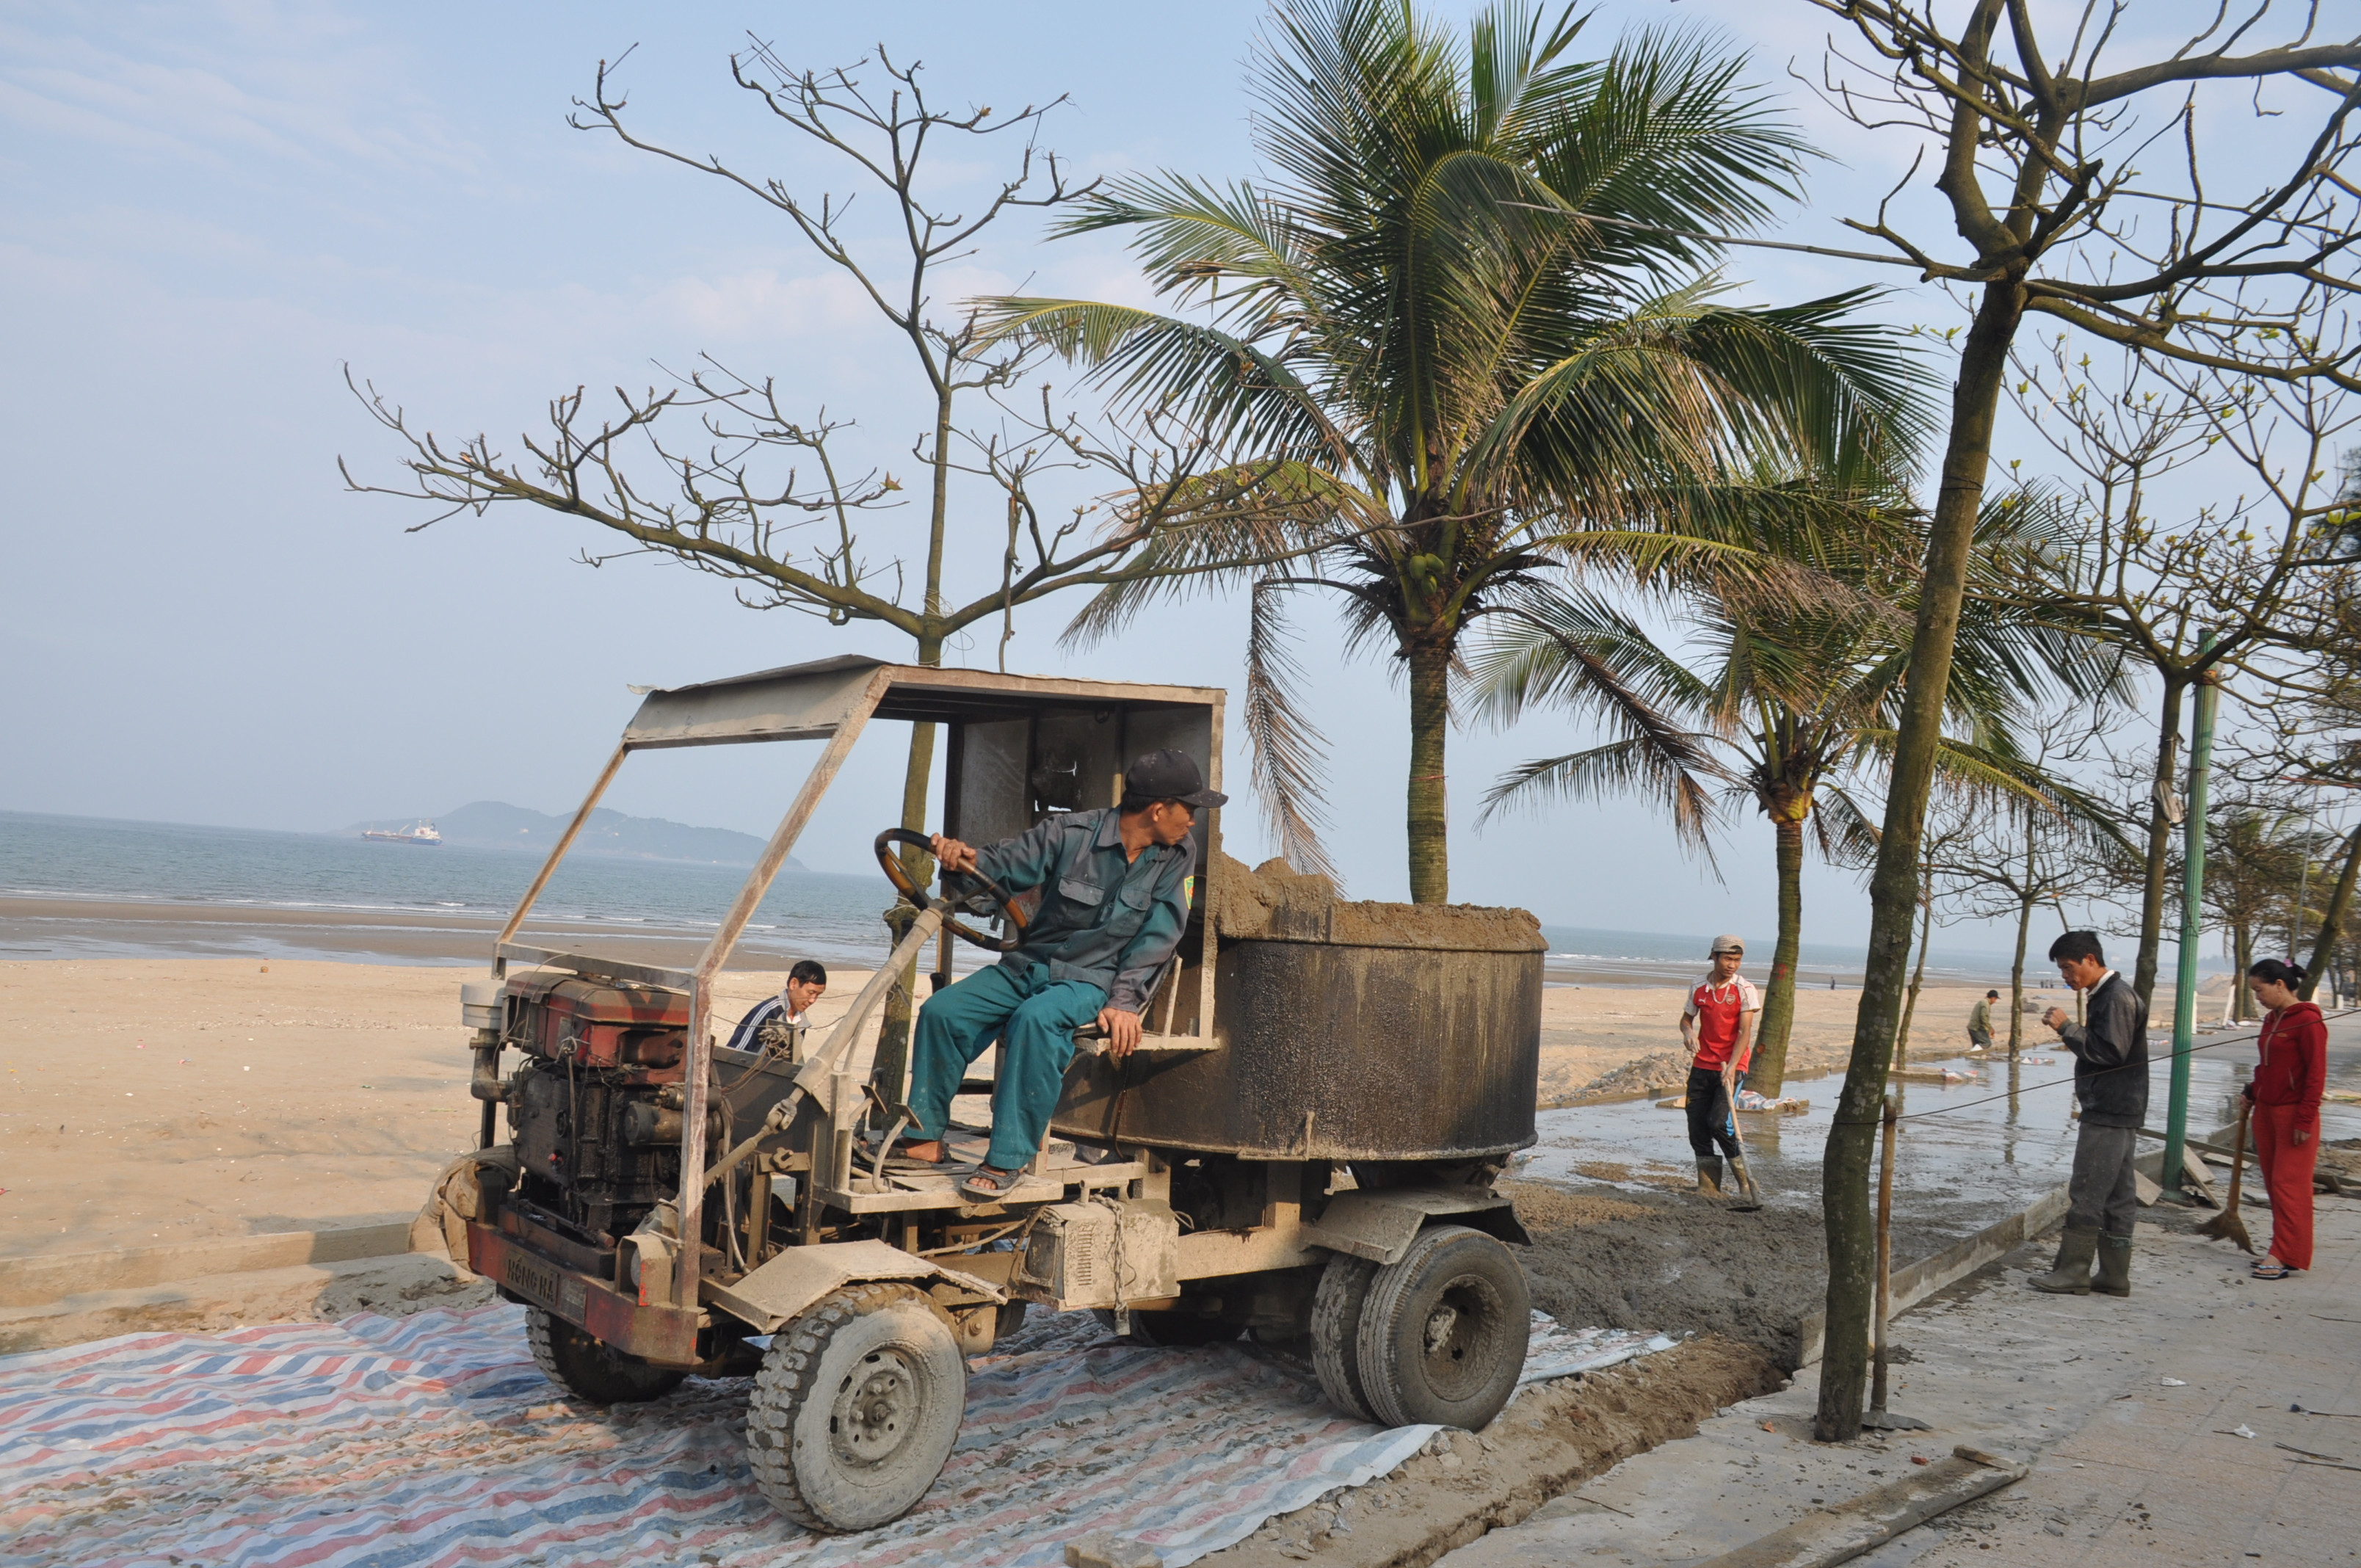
[526,1307,686,1406]
[746,1283,966,1532]
[1353,1225,1529,1429]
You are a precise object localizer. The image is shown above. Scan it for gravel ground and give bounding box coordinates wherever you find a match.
[1504,1178,1958,1371]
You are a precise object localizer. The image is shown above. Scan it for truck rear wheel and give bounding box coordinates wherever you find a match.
[746,1283,966,1533]
[526,1307,686,1406]
[1310,1252,1379,1420]
[1354,1225,1529,1429]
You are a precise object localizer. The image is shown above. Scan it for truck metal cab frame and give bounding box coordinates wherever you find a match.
[451,656,1541,1533]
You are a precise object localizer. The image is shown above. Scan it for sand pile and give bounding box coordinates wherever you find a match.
[1562,1036,1871,1103]
[1573,1050,1691,1100]
[1209,853,1545,952]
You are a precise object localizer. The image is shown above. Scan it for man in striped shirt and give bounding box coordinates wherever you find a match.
[1680,934,1762,1208]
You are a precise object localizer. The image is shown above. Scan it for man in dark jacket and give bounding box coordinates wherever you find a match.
[2031,930,2150,1296]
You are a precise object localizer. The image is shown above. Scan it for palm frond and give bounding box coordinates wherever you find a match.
[1244,581,1340,881]
[1810,784,1883,869]
[968,297,1343,460]
[1479,738,1724,869]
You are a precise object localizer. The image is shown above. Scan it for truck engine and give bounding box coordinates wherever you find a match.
[493,973,697,1249]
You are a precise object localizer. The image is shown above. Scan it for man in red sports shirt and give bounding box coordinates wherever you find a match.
[1680,934,1763,1208]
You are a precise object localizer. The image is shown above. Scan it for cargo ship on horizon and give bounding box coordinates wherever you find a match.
[360,821,443,846]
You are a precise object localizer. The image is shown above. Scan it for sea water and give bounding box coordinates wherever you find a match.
[3,809,2017,984]
[0,810,901,968]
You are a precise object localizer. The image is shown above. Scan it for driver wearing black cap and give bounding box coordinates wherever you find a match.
[901,748,1226,1202]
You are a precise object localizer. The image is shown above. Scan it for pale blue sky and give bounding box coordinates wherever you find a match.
[0,0,2311,947]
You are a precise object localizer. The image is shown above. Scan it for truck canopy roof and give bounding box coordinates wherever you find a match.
[621,655,1222,749]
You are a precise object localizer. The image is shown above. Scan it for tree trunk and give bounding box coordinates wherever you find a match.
[1405,641,1451,904]
[1750,816,1807,1096]
[873,631,946,1098]
[1894,887,1934,1068]
[1816,273,2023,1444]
[2233,923,2254,1021]
[2302,824,2361,1001]
[2008,888,2033,1056]
[2132,678,2188,1009]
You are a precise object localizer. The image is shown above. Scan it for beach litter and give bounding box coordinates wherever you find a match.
[1734,1089,1809,1115]
[0,1302,1670,1568]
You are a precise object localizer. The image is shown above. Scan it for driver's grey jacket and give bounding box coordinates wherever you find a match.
[957,807,1194,1015]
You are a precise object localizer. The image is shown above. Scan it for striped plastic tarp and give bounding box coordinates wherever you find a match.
[0,1304,1667,1568]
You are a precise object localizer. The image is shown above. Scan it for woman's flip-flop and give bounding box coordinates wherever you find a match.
[2250,1258,2293,1280]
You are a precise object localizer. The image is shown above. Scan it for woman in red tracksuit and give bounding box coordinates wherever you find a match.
[2243,959,2326,1279]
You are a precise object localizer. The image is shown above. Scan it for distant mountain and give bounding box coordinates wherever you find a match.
[344,801,806,869]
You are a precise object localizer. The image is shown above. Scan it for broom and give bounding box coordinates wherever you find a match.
[2197,1099,2256,1254]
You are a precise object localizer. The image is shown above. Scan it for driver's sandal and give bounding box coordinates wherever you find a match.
[960,1166,1056,1204]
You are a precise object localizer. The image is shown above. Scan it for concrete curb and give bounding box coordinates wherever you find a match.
[1794,1119,2237,1366]
[1795,1182,2071,1367]
[0,1222,421,1310]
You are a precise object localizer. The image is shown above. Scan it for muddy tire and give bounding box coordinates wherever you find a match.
[1354,1225,1529,1429]
[746,1283,966,1533]
[993,1299,1030,1345]
[526,1307,686,1406]
[1310,1252,1379,1420]
[1093,1304,1240,1347]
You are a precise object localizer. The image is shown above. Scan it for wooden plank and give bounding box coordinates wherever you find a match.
[1681,1449,2025,1568]
[816,1158,1151,1215]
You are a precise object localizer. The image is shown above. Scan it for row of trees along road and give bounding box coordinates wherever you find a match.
[344,0,2361,1445]
[1792,0,2361,1442]
[1461,487,2119,1097]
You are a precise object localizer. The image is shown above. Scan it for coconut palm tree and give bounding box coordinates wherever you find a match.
[973,0,1930,899]
[1470,493,2121,1094]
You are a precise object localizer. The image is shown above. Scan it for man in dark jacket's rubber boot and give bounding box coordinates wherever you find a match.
[2094,1233,2133,1297]
[2034,931,2150,1297]
[2030,1227,2098,1293]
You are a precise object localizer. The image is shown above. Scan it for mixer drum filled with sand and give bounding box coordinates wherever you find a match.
[1052,857,1545,1161]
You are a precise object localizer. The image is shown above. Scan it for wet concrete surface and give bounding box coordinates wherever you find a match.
[1502,1014,2361,1368]
[1516,1015,2361,1245]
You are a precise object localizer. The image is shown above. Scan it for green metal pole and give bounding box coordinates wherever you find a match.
[2164,636,2219,1197]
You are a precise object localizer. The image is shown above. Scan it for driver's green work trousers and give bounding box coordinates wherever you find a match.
[910,960,1106,1172]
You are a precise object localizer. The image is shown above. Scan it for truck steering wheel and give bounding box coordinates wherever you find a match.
[873,828,1030,953]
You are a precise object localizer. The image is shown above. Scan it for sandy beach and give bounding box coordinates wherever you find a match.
[0,959,882,1260]
[0,956,2034,1263]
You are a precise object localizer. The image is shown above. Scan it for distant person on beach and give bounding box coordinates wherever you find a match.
[725,959,827,1054]
[1968,990,1998,1053]
[2243,959,2326,1280]
[2030,931,2150,1297]
[1680,934,1761,1206]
